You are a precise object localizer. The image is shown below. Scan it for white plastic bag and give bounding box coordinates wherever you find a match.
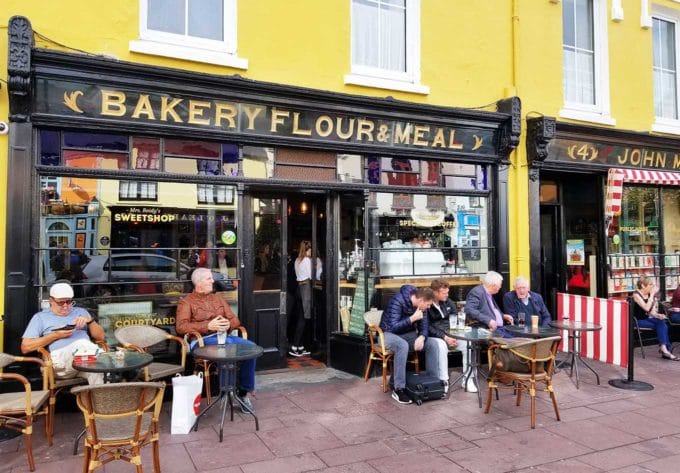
[171,373,203,434]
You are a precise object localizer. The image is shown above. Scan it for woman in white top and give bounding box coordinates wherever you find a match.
[290,240,322,357]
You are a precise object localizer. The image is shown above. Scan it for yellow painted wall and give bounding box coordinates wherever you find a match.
[3,0,680,337]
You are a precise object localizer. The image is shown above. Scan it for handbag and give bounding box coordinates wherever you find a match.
[171,373,203,434]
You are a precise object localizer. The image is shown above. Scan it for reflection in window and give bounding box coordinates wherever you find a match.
[337,154,363,182]
[64,150,129,170]
[197,184,234,205]
[120,181,158,200]
[242,146,275,178]
[165,139,220,158]
[39,130,61,166]
[63,131,128,151]
[132,137,161,170]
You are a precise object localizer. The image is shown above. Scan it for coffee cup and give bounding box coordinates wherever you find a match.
[531,315,539,329]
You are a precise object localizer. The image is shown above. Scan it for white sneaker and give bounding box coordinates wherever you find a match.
[462,379,478,393]
[441,380,449,399]
[288,346,302,357]
[298,346,311,356]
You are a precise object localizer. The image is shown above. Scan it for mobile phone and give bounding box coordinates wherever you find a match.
[55,324,76,331]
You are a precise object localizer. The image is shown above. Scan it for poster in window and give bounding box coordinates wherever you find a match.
[75,233,86,249]
[76,217,86,230]
[566,239,585,266]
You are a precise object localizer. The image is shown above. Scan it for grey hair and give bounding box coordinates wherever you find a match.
[482,271,503,287]
[191,267,211,286]
[513,276,529,287]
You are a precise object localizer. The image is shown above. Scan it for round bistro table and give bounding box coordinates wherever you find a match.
[448,327,493,408]
[191,343,264,441]
[549,319,602,389]
[504,325,561,339]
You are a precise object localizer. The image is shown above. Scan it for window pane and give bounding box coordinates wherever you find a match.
[352,0,380,68]
[562,0,575,47]
[380,1,406,72]
[165,157,220,175]
[352,0,406,72]
[188,0,223,40]
[337,154,364,182]
[242,146,274,178]
[165,139,220,158]
[420,161,440,186]
[148,0,185,34]
[222,144,239,176]
[575,0,593,51]
[132,137,161,170]
[40,130,61,166]
[63,132,128,151]
[64,150,128,170]
[366,155,381,184]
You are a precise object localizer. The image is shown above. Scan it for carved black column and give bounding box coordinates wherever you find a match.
[5,16,35,354]
[8,16,34,122]
[495,97,521,291]
[526,116,556,291]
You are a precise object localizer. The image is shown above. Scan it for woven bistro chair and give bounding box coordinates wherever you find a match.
[37,340,108,432]
[184,326,248,403]
[72,382,165,473]
[0,353,52,472]
[114,326,187,381]
[484,336,562,429]
[362,310,420,393]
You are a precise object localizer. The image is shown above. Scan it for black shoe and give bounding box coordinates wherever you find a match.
[391,388,412,404]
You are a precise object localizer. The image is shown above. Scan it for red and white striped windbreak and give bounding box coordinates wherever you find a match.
[605,168,680,218]
[557,293,629,368]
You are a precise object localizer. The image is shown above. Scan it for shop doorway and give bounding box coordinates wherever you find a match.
[539,174,603,315]
[243,191,328,369]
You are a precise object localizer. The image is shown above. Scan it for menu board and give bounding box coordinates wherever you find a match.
[348,271,375,336]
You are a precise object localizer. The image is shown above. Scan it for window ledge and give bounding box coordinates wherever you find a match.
[344,73,430,95]
[652,120,680,135]
[129,39,248,69]
[559,107,616,126]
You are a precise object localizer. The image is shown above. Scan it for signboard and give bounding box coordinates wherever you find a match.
[551,138,680,172]
[36,80,498,158]
[97,301,171,346]
[348,271,376,336]
[566,239,585,266]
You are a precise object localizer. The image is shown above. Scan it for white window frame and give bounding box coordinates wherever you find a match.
[652,6,680,135]
[129,0,248,69]
[559,0,615,125]
[344,0,429,95]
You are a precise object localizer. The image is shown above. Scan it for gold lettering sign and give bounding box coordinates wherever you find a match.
[54,84,492,154]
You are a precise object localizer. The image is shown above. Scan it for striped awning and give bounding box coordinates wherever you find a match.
[605,168,680,218]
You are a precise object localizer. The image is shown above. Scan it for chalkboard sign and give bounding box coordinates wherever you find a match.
[348,271,375,336]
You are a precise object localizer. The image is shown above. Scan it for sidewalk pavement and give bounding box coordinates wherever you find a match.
[3,350,680,473]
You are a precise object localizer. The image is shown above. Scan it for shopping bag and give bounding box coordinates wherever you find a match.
[171,373,203,434]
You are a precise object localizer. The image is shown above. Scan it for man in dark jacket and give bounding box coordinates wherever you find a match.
[502,276,551,327]
[380,285,447,404]
[427,279,458,394]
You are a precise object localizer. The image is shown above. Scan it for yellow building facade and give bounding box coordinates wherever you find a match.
[2,1,680,362]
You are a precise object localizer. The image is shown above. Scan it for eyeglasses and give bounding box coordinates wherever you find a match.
[52,299,74,306]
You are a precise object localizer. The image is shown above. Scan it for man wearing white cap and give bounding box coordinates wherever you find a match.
[21,282,104,384]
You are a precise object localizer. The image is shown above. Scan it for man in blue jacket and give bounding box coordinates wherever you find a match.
[502,276,552,327]
[380,285,447,404]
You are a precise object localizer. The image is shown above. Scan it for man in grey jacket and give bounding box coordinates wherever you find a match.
[465,271,515,337]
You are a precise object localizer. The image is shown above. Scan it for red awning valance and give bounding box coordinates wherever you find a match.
[605,168,680,218]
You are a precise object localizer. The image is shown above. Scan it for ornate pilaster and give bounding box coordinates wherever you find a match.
[526,116,556,181]
[495,97,522,160]
[8,16,34,122]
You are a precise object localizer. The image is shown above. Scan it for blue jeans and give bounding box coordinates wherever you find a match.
[637,317,671,351]
[192,334,257,392]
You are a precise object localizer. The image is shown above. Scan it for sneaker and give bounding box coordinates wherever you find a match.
[442,380,449,399]
[298,346,311,356]
[288,346,302,357]
[462,379,478,393]
[238,394,255,414]
[391,388,412,405]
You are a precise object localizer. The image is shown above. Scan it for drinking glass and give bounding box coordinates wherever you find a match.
[518,312,526,327]
[217,329,227,345]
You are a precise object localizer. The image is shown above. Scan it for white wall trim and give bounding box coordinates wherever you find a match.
[129,39,248,69]
[344,73,430,94]
[559,107,617,126]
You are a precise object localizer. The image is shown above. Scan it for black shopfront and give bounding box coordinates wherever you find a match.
[527,117,680,315]
[6,17,519,372]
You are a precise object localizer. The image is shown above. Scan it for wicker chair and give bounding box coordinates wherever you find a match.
[72,382,165,473]
[0,353,52,472]
[36,340,108,432]
[362,310,420,393]
[114,326,187,381]
[184,326,248,403]
[484,336,562,429]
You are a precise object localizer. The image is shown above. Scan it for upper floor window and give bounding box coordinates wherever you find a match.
[345,0,429,94]
[560,0,613,125]
[652,10,680,134]
[130,0,248,69]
